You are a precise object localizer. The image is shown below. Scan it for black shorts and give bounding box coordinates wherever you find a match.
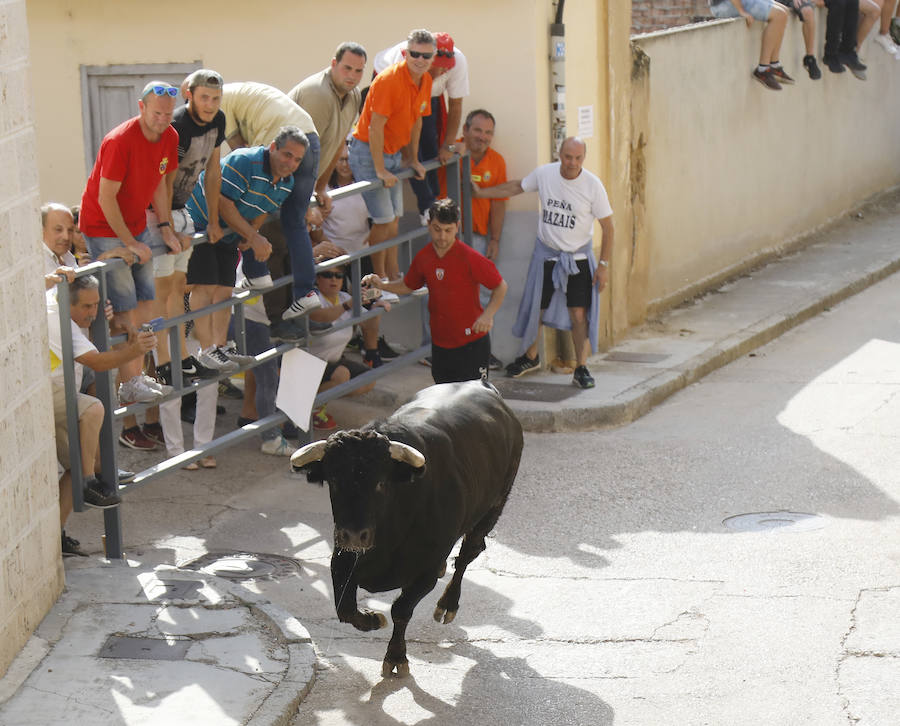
[323,356,369,382]
[776,0,814,20]
[540,259,592,310]
[431,334,491,384]
[186,240,240,287]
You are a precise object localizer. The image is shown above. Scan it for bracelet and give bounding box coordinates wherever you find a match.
[598,259,609,268]
[157,221,170,228]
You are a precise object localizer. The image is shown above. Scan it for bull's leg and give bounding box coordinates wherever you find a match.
[331,551,387,632]
[434,505,504,625]
[382,571,439,678]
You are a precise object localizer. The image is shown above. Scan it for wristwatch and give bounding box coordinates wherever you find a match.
[598,259,609,268]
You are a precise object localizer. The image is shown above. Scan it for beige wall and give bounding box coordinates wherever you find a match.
[0,0,65,679]
[633,19,900,314]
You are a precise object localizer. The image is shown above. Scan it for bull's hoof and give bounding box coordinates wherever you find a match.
[382,658,410,678]
[433,606,457,624]
[352,610,388,631]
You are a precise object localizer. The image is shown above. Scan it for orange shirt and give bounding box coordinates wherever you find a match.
[354,61,432,154]
[439,142,508,236]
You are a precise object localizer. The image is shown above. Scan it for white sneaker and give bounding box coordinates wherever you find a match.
[261,434,294,456]
[237,274,273,291]
[141,374,173,396]
[419,213,429,227]
[197,346,240,373]
[118,375,164,404]
[873,33,900,58]
[411,285,429,297]
[220,341,256,366]
[282,290,322,320]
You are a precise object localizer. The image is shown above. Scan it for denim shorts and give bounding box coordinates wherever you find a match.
[147,208,194,278]
[348,138,404,224]
[85,228,155,312]
[710,0,776,22]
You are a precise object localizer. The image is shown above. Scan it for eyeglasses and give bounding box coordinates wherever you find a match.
[317,271,344,279]
[436,49,454,58]
[407,50,434,59]
[147,85,178,97]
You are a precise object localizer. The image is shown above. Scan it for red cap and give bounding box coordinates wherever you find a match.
[432,32,456,69]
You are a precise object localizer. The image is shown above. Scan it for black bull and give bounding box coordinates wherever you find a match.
[291,380,523,677]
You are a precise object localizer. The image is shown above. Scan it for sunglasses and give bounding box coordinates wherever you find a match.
[407,50,434,59]
[148,85,178,97]
[436,49,454,58]
[317,271,344,279]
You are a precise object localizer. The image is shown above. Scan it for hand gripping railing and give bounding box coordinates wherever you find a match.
[53,152,473,559]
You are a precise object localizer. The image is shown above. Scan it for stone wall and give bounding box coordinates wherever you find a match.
[632,0,710,34]
[0,0,65,679]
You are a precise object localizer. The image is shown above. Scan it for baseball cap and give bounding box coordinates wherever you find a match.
[432,32,456,69]
[184,69,224,91]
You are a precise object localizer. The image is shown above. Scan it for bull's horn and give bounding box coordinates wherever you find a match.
[291,440,328,469]
[388,441,426,468]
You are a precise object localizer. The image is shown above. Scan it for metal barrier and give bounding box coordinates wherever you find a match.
[53,153,473,559]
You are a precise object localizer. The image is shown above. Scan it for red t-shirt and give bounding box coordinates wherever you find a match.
[79,117,179,237]
[404,240,503,349]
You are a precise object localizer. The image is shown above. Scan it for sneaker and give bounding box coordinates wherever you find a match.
[156,361,173,386]
[803,55,822,80]
[572,365,595,389]
[505,354,540,378]
[282,421,299,439]
[376,336,400,360]
[752,66,781,90]
[419,355,432,367]
[488,354,503,371]
[219,378,243,399]
[419,212,429,227]
[221,340,256,366]
[411,286,429,296]
[873,33,900,58]
[82,477,122,508]
[891,17,900,45]
[364,349,383,368]
[141,374,173,396]
[282,290,322,320]
[118,468,135,484]
[141,422,165,447]
[197,346,239,373]
[118,375,164,404]
[769,64,794,85]
[823,55,845,73]
[261,434,294,456]
[840,52,867,80]
[62,531,89,557]
[182,355,219,379]
[119,425,158,450]
[313,405,337,431]
[238,274,273,290]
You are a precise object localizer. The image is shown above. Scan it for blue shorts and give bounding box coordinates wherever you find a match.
[349,138,404,224]
[710,0,777,22]
[85,228,155,312]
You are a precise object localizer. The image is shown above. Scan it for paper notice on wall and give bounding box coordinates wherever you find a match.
[577,106,594,139]
[276,348,327,432]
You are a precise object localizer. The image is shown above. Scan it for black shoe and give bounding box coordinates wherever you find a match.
[282,420,299,439]
[823,55,845,73]
[183,355,219,379]
[237,416,257,427]
[488,354,504,371]
[82,477,121,509]
[218,378,243,400]
[62,531,89,557]
[156,361,173,386]
[572,365,595,389]
[506,354,540,378]
[803,55,821,80]
[181,405,196,424]
[752,66,781,90]
[839,52,867,71]
[769,64,794,85]
[346,334,362,352]
[364,349,384,368]
[376,336,400,360]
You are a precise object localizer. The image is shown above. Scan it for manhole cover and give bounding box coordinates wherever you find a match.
[179,551,303,582]
[492,378,582,402]
[99,635,190,661]
[723,511,826,533]
[603,351,669,364]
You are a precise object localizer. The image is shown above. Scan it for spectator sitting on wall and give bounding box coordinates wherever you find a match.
[857,0,900,56]
[821,0,867,77]
[708,0,793,89]
[776,0,826,78]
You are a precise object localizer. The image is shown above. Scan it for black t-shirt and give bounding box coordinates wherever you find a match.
[171,104,226,209]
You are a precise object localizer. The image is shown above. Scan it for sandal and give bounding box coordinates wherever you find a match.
[182,462,200,471]
[200,456,217,469]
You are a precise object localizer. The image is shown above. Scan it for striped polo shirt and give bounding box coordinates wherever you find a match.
[185,145,294,243]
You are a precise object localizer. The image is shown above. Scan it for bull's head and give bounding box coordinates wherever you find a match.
[291,430,426,552]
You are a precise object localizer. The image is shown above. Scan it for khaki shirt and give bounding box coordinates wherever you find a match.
[220,82,317,147]
[288,69,360,176]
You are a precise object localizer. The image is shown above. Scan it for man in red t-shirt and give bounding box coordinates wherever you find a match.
[363,198,507,384]
[79,81,180,446]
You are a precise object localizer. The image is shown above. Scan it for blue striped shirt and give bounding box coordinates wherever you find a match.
[185,145,294,243]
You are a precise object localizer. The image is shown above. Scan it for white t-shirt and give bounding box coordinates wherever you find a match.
[309,290,354,363]
[43,243,77,275]
[373,41,470,99]
[322,185,370,254]
[521,162,613,254]
[47,289,97,392]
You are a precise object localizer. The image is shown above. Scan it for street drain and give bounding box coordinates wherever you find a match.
[723,511,826,533]
[179,551,303,582]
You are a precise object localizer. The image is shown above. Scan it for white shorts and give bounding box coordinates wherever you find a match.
[148,208,195,278]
